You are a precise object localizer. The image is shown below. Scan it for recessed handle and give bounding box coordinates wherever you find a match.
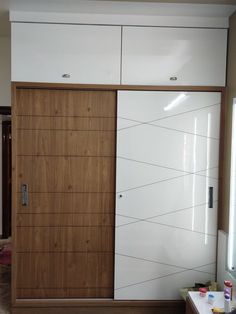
[62,73,71,78]
[21,184,28,206]
[208,187,213,208]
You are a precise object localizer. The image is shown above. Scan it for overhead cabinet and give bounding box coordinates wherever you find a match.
[11,23,227,87]
[121,27,227,86]
[11,23,122,84]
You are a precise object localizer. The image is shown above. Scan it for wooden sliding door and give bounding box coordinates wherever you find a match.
[13,88,116,299]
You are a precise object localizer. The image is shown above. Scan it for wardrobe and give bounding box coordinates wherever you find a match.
[11,18,227,313]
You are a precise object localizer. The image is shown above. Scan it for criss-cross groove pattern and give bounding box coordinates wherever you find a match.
[116,253,215,274]
[117,160,219,193]
[118,156,219,177]
[115,262,216,291]
[115,252,216,290]
[116,200,218,235]
[115,91,220,300]
[117,102,220,134]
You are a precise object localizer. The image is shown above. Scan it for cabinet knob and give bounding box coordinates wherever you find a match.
[170,76,177,81]
[62,73,71,78]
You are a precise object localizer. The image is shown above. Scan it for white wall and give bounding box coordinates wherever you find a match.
[0,37,11,107]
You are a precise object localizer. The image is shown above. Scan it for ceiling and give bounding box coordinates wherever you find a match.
[1,0,236,36]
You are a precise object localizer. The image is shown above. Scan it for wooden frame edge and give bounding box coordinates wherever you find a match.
[11,83,17,305]
[217,88,227,231]
[12,81,225,92]
[13,299,185,308]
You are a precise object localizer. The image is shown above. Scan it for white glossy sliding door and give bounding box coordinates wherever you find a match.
[115,91,221,300]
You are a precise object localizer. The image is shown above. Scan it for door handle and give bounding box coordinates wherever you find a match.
[21,184,28,206]
[208,186,213,208]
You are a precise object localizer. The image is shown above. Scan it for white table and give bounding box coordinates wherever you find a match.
[186,291,224,314]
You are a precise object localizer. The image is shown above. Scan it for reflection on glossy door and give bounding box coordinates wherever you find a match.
[115,91,221,300]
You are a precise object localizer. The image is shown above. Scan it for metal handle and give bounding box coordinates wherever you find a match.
[62,73,71,78]
[21,184,28,206]
[208,186,213,208]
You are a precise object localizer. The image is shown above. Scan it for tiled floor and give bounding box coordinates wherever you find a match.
[0,265,11,314]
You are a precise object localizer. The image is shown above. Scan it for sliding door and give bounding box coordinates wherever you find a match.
[115,91,221,299]
[13,88,116,299]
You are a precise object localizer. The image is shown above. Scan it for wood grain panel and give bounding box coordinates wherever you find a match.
[16,253,113,289]
[16,227,113,252]
[16,288,112,299]
[17,156,115,192]
[16,89,116,117]
[13,88,116,300]
[17,116,116,131]
[17,130,115,156]
[16,193,114,213]
[16,213,113,227]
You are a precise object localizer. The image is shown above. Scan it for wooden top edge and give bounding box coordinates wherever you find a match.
[12,82,225,92]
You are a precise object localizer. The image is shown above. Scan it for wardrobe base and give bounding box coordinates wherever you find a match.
[12,301,185,314]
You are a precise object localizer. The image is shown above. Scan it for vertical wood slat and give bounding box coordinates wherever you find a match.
[13,88,116,300]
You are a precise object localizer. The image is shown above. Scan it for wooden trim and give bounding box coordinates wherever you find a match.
[12,82,225,92]
[12,83,18,303]
[12,301,185,314]
[14,299,184,308]
[217,87,227,232]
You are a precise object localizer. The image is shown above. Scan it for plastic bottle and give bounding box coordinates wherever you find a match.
[224,294,231,314]
[224,280,233,300]
[199,287,207,297]
[208,293,215,305]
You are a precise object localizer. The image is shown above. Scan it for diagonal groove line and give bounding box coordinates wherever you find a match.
[116,253,215,275]
[118,156,219,177]
[119,119,219,140]
[116,214,217,237]
[115,261,216,291]
[118,102,220,132]
[144,220,217,237]
[118,173,188,193]
[116,200,218,228]
[117,166,219,193]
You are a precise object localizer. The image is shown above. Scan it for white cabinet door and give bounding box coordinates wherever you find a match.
[122,27,227,86]
[115,91,221,300]
[12,23,121,84]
